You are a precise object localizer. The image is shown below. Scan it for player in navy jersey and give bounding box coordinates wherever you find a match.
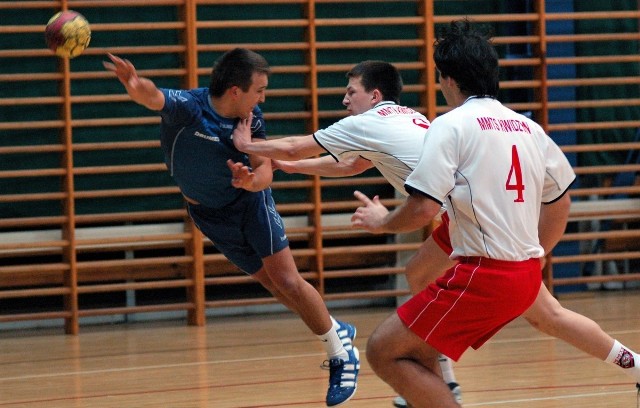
[104,48,359,407]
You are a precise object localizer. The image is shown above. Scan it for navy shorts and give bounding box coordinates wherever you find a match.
[187,188,289,274]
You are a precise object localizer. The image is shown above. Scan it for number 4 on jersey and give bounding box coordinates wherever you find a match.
[506,145,525,202]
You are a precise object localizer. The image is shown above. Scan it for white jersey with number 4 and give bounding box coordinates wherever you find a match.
[405,97,576,261]
[313,101,431,195]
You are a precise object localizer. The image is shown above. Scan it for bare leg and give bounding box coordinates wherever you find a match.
[367,313,461,408]
[406,229,640,391]
[253,246,359,406]
[405,236,455,294]
[252,246,332,335]
[252,267,302,314]
[522,283,614,360]
[404,236,460,393]
[409,242,616,362]
[523,284,640,383]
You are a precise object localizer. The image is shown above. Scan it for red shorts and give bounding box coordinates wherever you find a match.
[432,212,453,254]
[397,257,541,361]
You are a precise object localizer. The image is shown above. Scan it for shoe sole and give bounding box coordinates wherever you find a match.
[392,396,407,408]
[392,382,461,407]
[328,385,357,407]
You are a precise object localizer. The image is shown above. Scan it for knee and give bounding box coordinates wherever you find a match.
[366,326,394,375]
[524,314,544,332]
[256,266,301,295]
[270,273,303,296]
[252,268,294,297]
[524,302,563,335]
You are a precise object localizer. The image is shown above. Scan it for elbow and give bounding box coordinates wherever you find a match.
[339,157,372,176]
[405,195,439,230]
[280,137,317,161]
[283,149,303,161]
[417,207,438,226]
[349,160,372,176]
[282,143,311,161]
[335,163,361,177]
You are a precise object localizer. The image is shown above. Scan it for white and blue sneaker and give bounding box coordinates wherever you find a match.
[323,346,360,406]
[392,382,462,407]
[336,319,357,345]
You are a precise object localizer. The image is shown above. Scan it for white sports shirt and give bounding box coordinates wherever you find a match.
[405,97,576,261]
[313,101,431,195]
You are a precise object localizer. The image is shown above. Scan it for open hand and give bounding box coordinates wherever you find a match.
[232,112,253,152]
[351,190,389,233]
[226,159,255,190]
[103,53,140,90]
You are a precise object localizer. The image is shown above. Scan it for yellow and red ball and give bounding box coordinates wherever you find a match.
[45,10,91,58]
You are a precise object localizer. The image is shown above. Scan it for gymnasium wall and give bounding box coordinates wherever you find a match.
[1,0,640,332]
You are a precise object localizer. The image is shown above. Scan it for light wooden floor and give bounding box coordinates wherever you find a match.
[1,290,640,407]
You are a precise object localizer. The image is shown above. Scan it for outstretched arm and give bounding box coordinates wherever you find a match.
[103,53,165,111]
[274,155,374,177]
[233,114,325,160]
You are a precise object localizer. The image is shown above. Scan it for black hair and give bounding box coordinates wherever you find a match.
[209,48,271,98]
[346,60,403,103]
[433,19,499,97]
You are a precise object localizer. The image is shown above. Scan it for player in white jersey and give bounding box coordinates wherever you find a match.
[348,19,639,407]
[312,101,429,194]
[232,60,463,404]
[233,56,640,406]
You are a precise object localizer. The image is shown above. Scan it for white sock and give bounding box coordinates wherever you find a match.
[605,340,640,383]
[318,326,348,361]
[330,315,340,331]
[438,354,458,385]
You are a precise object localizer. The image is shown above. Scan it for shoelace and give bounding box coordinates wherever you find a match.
[321,358,357,389]
[320,359,342,372]
[322,359,342,388]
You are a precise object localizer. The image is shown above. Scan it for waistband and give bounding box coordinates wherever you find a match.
[457,256,540,270]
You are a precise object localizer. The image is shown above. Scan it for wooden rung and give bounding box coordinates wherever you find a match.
[77,279,194,294]
[0,287,71,299]
[77,303,195,318]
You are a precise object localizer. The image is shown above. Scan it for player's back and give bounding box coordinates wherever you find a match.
[411,97,557,260]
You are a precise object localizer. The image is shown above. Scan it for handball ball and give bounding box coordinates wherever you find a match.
[45,10,91,58]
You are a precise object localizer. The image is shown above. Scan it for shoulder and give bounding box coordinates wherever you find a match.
[430,108,463,128]
[251,105,265,121]
[250,106,267,139]
[320,114,359,134]
[161,88,199,104]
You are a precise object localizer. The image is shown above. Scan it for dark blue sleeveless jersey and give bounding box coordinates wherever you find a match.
[158,88,266,208]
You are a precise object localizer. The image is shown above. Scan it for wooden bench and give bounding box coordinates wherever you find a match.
[545,197,640,292]
[0,212,391,282]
